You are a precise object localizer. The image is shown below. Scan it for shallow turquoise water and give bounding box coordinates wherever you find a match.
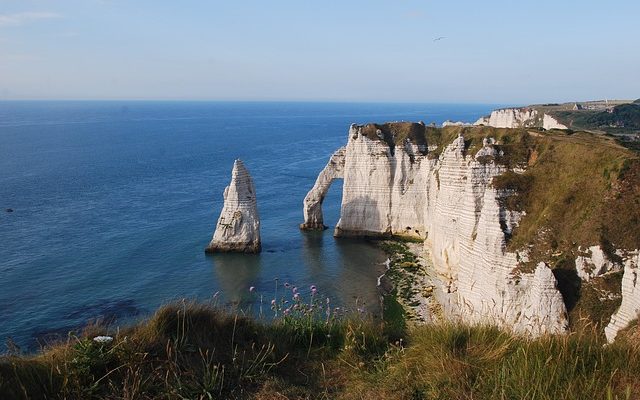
[0,101,495,350]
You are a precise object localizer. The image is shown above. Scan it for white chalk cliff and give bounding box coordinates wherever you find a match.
[335,125,429,238]
[442,120,472,127]
[475,108,568,130]
[572,246,640,342]
[303,124,568,335]
[206,159,261,253]
[424,136,566,334]
[605,252,640,342]
[574,245,621,282]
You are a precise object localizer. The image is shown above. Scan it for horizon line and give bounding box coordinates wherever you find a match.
[0,98,584,106]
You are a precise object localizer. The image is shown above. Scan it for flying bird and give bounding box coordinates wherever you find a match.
[433,36,446,42]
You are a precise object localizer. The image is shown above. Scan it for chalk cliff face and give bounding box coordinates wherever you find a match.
[206,159,261,253]
[542,113,568,130]
[303,124,569,335]
[335,125,429,238]
[605,252,640,342]
[475,108,568,130]
[422,134,566,334]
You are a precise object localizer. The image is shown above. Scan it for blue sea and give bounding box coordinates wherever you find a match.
[0,101,495,351]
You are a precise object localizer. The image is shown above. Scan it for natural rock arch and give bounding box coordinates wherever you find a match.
[299,147,346,230]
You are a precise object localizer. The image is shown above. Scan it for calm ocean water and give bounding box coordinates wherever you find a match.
[0,101,495,350]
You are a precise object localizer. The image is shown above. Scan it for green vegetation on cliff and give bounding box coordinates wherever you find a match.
[457,126,639,328]
[2,301,640,399]
[358,123,640,328]
[548,102,640,134]
[490,129,640,327]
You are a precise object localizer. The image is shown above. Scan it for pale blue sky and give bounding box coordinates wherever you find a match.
[0,0,638,103]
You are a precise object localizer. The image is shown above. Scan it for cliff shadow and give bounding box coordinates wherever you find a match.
[301,230,325,273]
[209,253,261,309]
[552,267,581,313]
[334,196,387,238]
[333,236,387,315]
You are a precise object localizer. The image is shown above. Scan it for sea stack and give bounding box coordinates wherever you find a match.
[206,159,261,253]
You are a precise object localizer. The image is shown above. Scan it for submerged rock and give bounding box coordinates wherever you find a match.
[206,159,261,253]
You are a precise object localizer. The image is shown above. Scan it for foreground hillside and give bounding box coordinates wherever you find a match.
[1,302,640,400]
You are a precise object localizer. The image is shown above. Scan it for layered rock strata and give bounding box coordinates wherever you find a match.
[421,134,566,335]
[475,108,567,130]
[334,124,429,238]
[206,159,261,253]
[605,252,640,342]
[302,124,568,335]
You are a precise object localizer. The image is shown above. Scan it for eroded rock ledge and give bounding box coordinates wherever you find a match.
[206,159,261,253]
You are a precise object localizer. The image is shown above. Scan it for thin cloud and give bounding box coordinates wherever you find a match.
[0,12,62,27]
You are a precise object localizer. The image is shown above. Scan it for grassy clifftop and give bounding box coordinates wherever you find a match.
[544,101,640,135]
[2,301,640,399]
[488,128,640,256]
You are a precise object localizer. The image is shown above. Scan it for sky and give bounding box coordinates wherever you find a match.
[0,0,638,104]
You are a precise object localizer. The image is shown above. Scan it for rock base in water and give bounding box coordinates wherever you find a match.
[205,242,261,254]
[206,159,261,254]
[299,222,327,231]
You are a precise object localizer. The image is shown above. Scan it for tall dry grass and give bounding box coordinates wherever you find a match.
[2,302,640,399]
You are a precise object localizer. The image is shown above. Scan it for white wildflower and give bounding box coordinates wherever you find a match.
[93,335,113,343]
